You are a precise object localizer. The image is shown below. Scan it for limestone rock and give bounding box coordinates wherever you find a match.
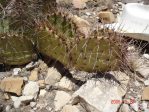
[61,105,86,112]
[0,77,23,95]
[72,0,87,9]
[54,91,71,111]
[55,76,76,91]
[37,80,45,88]
[72,15,91,38]
[23,81,39,99]
[119,104,130,112]
[45,67,62,85]
[142,87,149,100]
[39,89,47,97]
[13,68,21,76]
[72,79,124,112]
[98,11,115,24]
[29,68,38,81]
[11,96,34,108]
[109,71,129,96]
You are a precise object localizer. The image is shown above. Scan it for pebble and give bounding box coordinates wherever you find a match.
[130,101,139,112]
[144,79,149,86]
[30,102,37,108]
[13,68,21,76]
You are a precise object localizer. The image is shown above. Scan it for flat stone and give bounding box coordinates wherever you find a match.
[142,87,149,100]
[45,67,62,85]
[29,68,38,81]
[11,96,34,108]
[55,76,76,91]
[0,77,23,95]
[119,104,130,112]
[72,79,124,112]
[61,105,86,112]
[23,81,39,99]
[54,91,71,111]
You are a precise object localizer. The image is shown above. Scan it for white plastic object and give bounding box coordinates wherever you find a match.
[106,3,149,41]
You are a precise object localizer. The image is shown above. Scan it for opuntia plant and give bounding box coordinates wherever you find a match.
[0,0,127,72]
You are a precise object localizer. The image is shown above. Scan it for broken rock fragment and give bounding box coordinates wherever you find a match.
[0,77,23,95]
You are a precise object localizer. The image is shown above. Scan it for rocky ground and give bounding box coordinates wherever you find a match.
[0,0,149,112]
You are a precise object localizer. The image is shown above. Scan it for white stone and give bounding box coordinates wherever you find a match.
[143,54,149,59]
[72,79,124,112]
[55,76,76,91]
[130,101,139,112]
[23,81,39,99]
[45,67,62,85]
[54,91,71,111]
[30,102,37,108]
[61,105,86,112]
[144,79,149,86]
[39,89,47,97]
[14,100,21,108]
[109,71,129,96]
[13,68,21,76]
[119,104,130,112]
[142,101,148,110]
[5,105,11,112]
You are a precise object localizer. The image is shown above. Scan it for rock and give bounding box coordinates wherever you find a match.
[142,87,149,100]
[5,105,11,112]
[14,100,21,108]
[29,68,38,81]
[98,11,115,24]
[13,68,21,76]
[54,91,71,111]
[72,15,91,38]
[144,79,149,86]
[119,104,130,112]
[0,77,23,95]
[130,101,139,112]
[127,51,149,78]
[45,67,62,85]
[38,60,48,72]
[61,104,86,112]
[23,81,39,99]
[142,101,148,110]
[55,76,76,91]
[37,80,45,88]
[109,71,129,96]
[72,79,124,112]
[30,102,37,108]
[143,54,149,59]
[39,89,47,97]
[4,93,10,100]
[136,66,149,78]
[11,96,34,108]
[56,0,72,5]
[72,0,87,9]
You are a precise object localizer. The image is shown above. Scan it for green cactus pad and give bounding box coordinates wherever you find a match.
[70,38,122,72]
[0,34,35,65]
[36,30,69,66]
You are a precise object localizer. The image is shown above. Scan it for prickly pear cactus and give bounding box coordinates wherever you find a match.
[36,12,125,72]
[0,20,34,65]
[0,0,127,72]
